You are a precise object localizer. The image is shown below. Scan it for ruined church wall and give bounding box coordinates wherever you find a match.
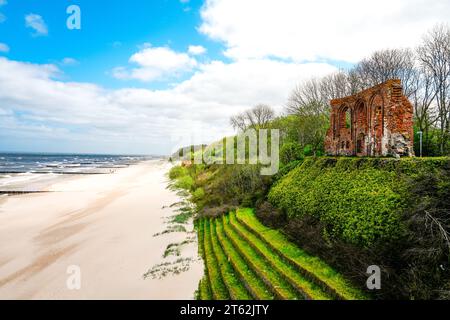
[324,80,414,157]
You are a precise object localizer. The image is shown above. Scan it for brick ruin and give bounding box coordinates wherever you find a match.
[325,79,414,158]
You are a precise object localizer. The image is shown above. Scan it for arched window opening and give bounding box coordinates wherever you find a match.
[355,101,367,129]
[345,108,351,129]
[339,106,352,130]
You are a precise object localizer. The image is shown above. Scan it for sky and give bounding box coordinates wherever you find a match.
[0,0,449,155]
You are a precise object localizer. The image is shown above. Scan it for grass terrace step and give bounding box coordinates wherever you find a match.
[235,208,367,300]
[209,219,253,300]
[203,219,230,300]
[197,219,205,259]
[215,218,274,300]
[198,277,213,300]
[221,215,301,300]
[228,212,332,300]
[196,220,212,300]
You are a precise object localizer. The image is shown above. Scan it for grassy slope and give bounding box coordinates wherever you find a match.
[228,211,332,300]
[221,215,302,300]
[235,208,367,300]
[215,218,274,300]
[203,219,230,300]
[196,219,213,300]
[198,278,213,300]
[209,219,253,300]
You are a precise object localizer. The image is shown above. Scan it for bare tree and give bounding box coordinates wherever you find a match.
[411,66,438,152]
[285,75,345,155]
[352,48,418,97]
[286,78,325,115]
[230,104,275,132]
[320,71,355,101]
[230,113,247,132]
[286,70,355,117]
[417,24,450,155]
[246,104,275,129]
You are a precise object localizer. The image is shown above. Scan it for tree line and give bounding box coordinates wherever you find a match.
[230,24,450,157]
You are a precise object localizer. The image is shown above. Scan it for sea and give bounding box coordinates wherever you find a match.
[0,153,158,192]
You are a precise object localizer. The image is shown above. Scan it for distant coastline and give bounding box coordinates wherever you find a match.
[0,153,162,192]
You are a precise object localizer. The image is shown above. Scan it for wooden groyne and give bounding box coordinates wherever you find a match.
[0,171,109,175]
[0,191,54,195]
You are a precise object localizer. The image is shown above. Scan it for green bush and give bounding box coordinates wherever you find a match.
[192,187,205,201]
[175,175,195,190]
[280,142,304,166]
[274,159,303,180]
[269,157,449,247]
[169,165,189,180]
[303,145,313,156]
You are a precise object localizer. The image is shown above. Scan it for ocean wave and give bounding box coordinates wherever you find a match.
[0,153,149,176]
[0,173,39,187]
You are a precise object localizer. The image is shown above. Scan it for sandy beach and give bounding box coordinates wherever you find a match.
[0,160,203,300]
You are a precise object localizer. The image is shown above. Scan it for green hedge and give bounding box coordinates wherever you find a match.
[268,157,450,247]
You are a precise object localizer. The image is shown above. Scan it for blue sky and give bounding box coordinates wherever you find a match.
[0,0,224,89]
[0,0,449,155]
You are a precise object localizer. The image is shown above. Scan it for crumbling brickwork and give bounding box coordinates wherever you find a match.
[325,79,414,157]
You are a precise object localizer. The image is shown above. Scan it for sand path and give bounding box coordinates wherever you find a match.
[0,160,202,299]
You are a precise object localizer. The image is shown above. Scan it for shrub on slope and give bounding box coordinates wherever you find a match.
[269,157,449,248]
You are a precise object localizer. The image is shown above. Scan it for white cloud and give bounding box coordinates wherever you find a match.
[25,14,48,36]
[113,46,198,82]
[61,57,78,66]
[175,59,336,107]
[188,45,207,55]
[0,43,9,53]
[130,47,195,70]
[0,57,336,154]
[199,0,450,63]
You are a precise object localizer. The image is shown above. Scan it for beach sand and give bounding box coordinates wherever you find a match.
[0,160,203,300]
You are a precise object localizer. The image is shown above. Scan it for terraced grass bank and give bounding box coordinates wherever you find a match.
[196,209,366,300]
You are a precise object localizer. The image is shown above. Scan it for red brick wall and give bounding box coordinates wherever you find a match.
[325,79,414,157]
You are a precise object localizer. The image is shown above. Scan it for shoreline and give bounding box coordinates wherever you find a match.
[0,154,160,193]
[0,160,202,300]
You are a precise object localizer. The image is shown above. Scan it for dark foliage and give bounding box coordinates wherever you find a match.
[258,158,450,299]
